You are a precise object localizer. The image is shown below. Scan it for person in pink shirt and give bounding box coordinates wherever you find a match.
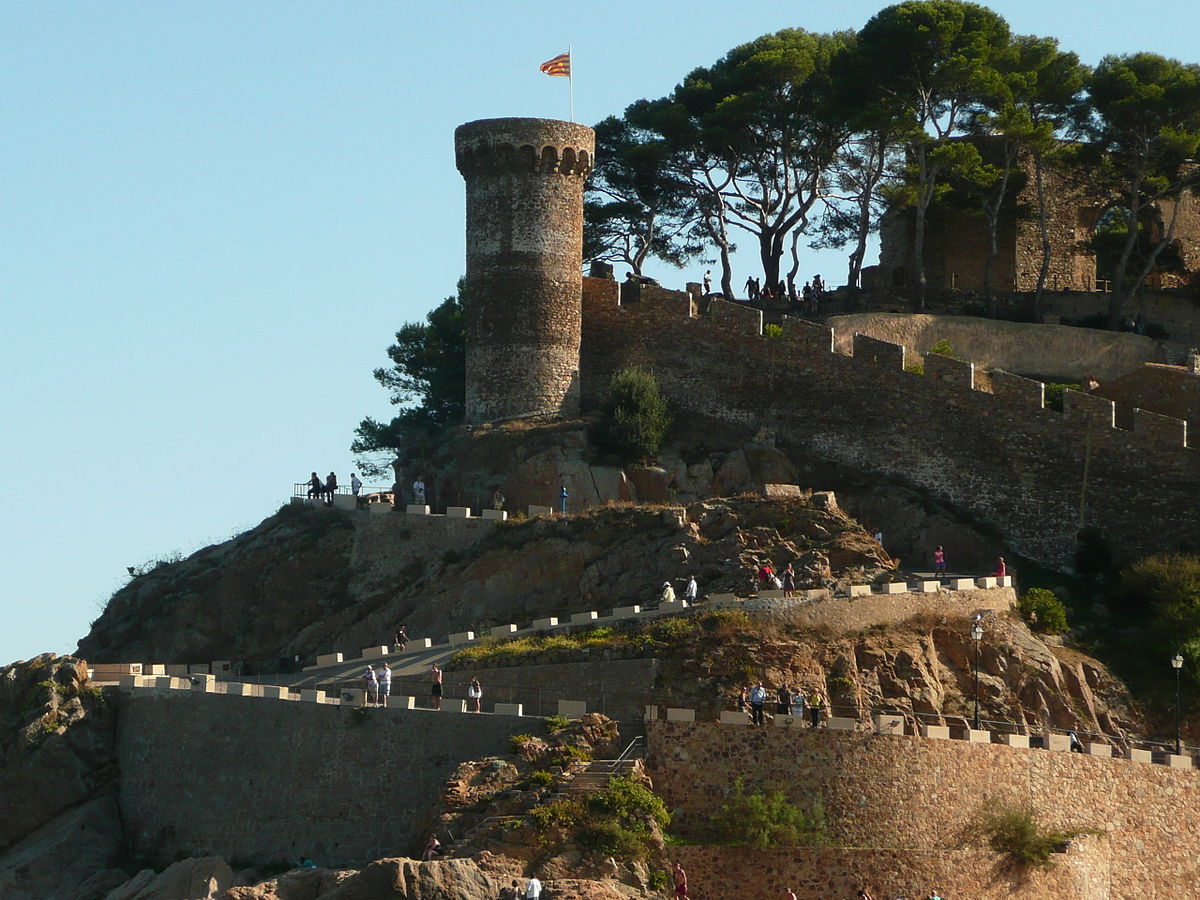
[933,545,946,577]
[996,556,1007,578]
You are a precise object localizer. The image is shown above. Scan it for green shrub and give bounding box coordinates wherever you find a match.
[544,715,571,733]
[763,324,783,338]
[649,617,697,643]
[1044,383,1081,412]
[509,733,537,753]
[928,338,959,358]
[527,770,557,787]
[586,776,670,831]
[1018,588,1069,635]
[700,609,751,633]
[554,744,593,763]
[707,777,828,848]
[595,367,671,463]
[527,799,583,829]
[974,802,1099,868]
[576,821,649,860]
[648,870,670,891]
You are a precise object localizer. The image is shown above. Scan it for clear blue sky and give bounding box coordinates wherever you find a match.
[2,1,1194,666]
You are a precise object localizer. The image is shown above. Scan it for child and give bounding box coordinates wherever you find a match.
[934,545,946,577]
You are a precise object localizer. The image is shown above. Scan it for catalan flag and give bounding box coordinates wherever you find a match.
[539,51,571,78]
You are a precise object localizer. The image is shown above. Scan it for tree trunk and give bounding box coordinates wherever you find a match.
[1032,151,1050,324]
[911,145,930,312]
[1105,185,1143,331]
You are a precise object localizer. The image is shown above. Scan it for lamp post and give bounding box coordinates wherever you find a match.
[1172,653,1184,755]
[971,622,984,730]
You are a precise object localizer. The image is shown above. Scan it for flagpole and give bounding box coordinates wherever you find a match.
[568,45,574,122]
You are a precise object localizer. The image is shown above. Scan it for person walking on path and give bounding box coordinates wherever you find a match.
[660,581,676,605]
[412,477,426,506]
[685,575,697,607]
[525,876,542,900]
[808,689,825,728]
[363,666,378,707]
[673,863,689,900]
[376,663,391,707]
[749,682,767,726]
[350,473,363,496]
[394,625,408,653]
[702,270,712,295]
[468,675,483,713]
[430,663,443,710]
[933,545,946,578]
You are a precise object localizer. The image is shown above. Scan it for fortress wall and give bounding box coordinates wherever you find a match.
[670,842,1112,900]
[646,722,1198,897]
[580,282,1199,568]
[115,691,532,868]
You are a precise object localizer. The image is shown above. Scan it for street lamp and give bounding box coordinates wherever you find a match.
[970,622,984,730]
[1172,653,1184,755]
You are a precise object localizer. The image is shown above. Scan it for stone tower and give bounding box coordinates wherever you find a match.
[455,117,594,424]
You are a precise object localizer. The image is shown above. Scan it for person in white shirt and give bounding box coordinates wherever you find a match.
[412,478,426,505]
[468,675,482,713]
[525,876,542,900]
[685,576,697,607]
[363,667,378,707]
[376,663,391,707]
[351,473,363,496]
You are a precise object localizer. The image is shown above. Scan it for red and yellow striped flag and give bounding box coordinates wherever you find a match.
[539,52,571,77]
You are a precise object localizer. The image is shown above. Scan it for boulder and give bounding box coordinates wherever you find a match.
[103,857,233,900]
[626,466,672,504]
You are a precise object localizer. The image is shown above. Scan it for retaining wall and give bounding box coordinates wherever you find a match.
[645,721,1200,897]
[115,691,533,868]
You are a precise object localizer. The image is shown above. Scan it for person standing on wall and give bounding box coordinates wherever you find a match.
[808,688,825,728]
[363,666,378,707]
[413,477,426,506]
[376,663,391,707]
[430,663,443,710]
[749,681,767,726]
[702,270,712,295]
[468,675,483,713]
[350,472,363,497]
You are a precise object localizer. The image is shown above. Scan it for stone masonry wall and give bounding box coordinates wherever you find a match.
[115,691,534,868]
[580,278,1200,568]
[645,722,1200,897]
[670,843,1112,900]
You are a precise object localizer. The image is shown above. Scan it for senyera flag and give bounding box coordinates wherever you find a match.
[539,51,571,77]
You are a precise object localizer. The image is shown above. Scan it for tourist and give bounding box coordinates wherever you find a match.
[995,556,1007,578]
[933,545,946,578]
[757,562,775,585]
[559,485,569,516]
[1068,730,1085,753]
[685,575,697,607]
[394,625,408,653]
[493,488,506,510]
[502,881,520,900]
[422,835,442,860]
[761,284,775,300]
[703,270,712,295]
[782,562,796,599]
[324,471,338,502]
[737,685,748,714]
[376,663,391,706]
[792,687,806,722]
[307,472,322,500]
[363,666,378,707]
[525,875,543,900]
[661,581,676,604]
[468,675,483,713]
[430,663,443,710]
[744,275,757,301]
[749,682,767,726]
[350,472,363,497]
[673,862,689,900]
[808,689,826,728]
[777,684,792,716]
[413,477,426,506]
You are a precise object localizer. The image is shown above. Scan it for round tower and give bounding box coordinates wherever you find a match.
[455,117,595,424]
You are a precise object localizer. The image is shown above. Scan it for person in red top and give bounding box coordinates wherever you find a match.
[673,863,689,900]
[995,556,1007,578]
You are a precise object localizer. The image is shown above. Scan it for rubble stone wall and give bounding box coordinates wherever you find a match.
[580,278,1200,568]
[646,722,1197,898]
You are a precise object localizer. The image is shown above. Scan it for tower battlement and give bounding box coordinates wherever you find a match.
[455,117,593,177]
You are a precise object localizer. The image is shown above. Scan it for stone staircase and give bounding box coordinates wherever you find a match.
[566,757,641,793]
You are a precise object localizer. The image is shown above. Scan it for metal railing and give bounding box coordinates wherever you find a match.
[291,483,392,500]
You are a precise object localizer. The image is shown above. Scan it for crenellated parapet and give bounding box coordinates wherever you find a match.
[454,117,593,178]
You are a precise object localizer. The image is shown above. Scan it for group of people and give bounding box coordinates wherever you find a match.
[740,682,827,728]
[361,662,392,707]
[306,471,364,502]
[756,562,798,598]
[659,575,699,607]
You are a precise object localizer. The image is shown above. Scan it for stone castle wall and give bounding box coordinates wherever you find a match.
[670,843,1112,900]
[115,691,533,868]
[580,278,1199,568]
[646,721,1200,897]
[456,118,594,424]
